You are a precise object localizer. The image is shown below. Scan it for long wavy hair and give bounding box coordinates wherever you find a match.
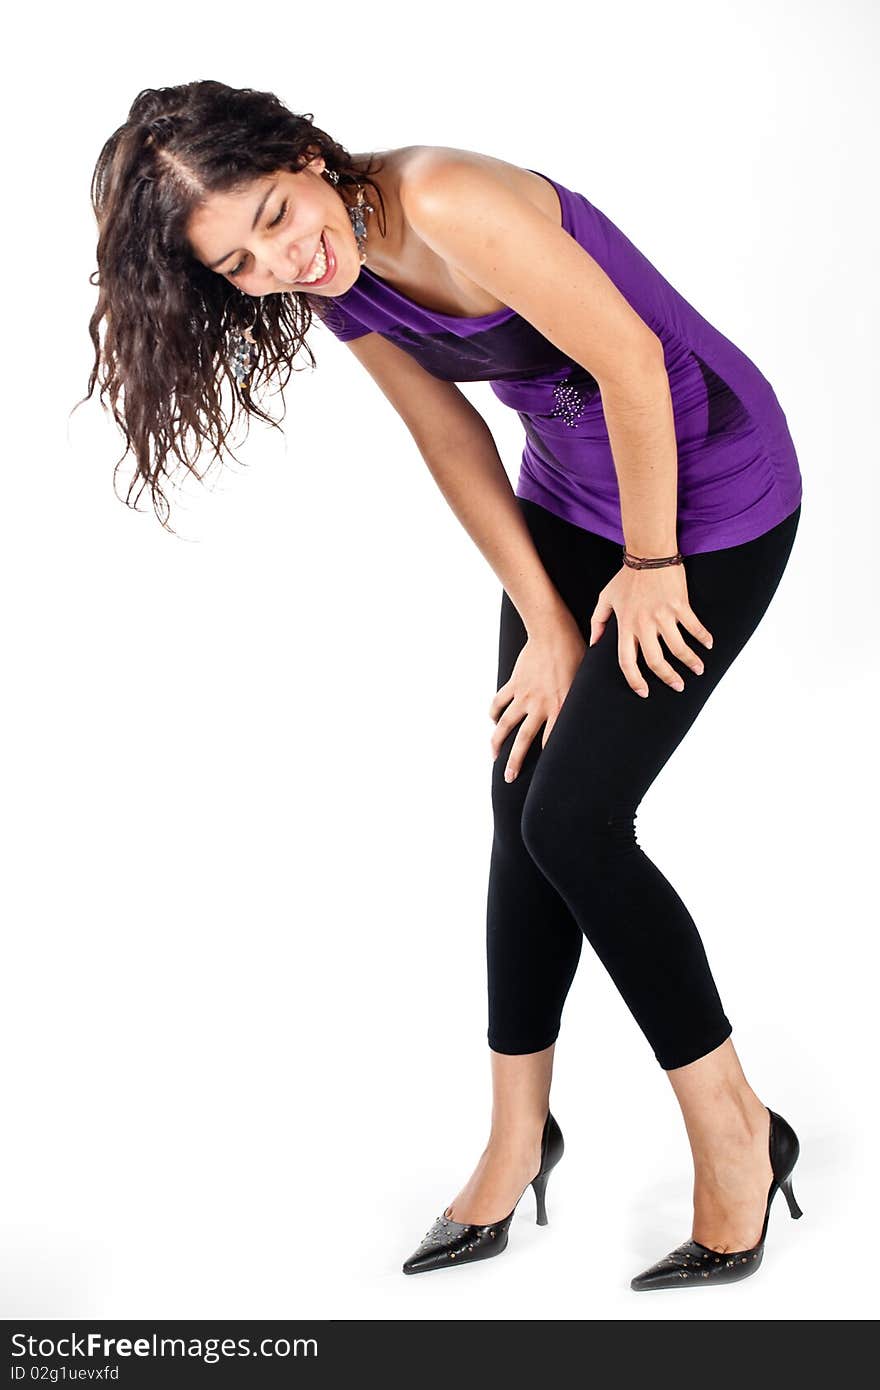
[79,81,387,533]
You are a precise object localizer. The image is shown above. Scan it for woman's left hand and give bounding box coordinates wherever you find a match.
[589,562,714,698]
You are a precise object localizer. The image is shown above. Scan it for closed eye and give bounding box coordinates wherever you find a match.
[227,199,289,278]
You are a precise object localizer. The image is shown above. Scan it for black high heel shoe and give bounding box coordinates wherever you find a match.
[630,1105,803,1291]
[402,1110,564,1275]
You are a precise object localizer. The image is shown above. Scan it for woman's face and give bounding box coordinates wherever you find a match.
[186,154,360,297]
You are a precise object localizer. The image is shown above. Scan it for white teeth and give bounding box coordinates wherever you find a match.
[298,236,328,283]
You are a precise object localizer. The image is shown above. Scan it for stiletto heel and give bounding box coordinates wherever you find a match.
[532,1169,551,1226]
[630,1106,804,1292]
[402,1110,564,1275]
[780,1173,803,1219]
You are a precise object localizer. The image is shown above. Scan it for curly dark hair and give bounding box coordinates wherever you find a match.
[78,80,387,533]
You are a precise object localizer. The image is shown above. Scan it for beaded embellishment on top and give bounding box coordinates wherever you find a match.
[549,377,587,428]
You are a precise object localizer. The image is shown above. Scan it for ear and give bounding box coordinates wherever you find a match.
[301,147,326,174]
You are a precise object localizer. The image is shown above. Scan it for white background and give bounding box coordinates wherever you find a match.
[1,0,876,1323]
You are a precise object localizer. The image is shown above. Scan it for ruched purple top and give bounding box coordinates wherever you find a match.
[309,168,803,555]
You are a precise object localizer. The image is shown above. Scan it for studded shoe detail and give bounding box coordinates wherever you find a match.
[402,1110,564,1275]
[630,1106,803,1292]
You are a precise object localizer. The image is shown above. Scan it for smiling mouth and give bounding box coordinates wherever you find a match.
[297,233,328,283]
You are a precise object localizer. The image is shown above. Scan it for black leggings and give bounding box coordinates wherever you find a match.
[486,498,801,1071]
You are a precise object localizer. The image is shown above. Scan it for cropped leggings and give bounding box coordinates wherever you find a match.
[486,497,801,1071]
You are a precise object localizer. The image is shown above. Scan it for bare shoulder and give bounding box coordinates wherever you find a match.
[369,145,562,228]
[346,145,564,315]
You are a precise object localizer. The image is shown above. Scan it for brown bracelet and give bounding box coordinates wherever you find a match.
[621,546,684,570]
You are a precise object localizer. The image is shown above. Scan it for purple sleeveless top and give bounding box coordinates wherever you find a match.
[309,169,803,555]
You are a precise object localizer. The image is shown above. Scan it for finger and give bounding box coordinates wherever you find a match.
[639,630,686,691]
[677,606,714,651]
[504,714,542,783]
[490,703,524,759]
[659,621,705,676]
[488,680,514,722]
[541,711,559,748]
[589,595,613,647]
[617,627,650,698]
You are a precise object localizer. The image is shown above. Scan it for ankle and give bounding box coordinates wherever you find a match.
[487,1110,547,1154]
[688,1089,769,1170]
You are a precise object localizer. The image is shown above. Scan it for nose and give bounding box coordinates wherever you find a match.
[239,250,301,292]
[240,232,316,290]
[253,261,293,290]
[268,240,312,286]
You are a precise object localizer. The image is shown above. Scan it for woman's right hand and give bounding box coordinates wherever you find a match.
[489,611,587,782]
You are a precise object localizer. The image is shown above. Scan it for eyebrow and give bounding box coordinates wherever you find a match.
[207,181,278,270]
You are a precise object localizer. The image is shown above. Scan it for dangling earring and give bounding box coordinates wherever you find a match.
[325,168,374,264]
[230,292,261,388]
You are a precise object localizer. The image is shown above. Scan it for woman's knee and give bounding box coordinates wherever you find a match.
[520,773,638,882]
[490,732,543,831]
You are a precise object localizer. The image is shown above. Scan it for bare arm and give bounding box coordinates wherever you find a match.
[344,330,574,636]
[599,360,679,557]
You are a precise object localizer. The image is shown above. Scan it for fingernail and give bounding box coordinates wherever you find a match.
[673,681,684,692]
[638,689,649,698]
[505,768,516,782]
[706,638,714,649]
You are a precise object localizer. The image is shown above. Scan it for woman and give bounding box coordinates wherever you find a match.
[85,80,804,1292]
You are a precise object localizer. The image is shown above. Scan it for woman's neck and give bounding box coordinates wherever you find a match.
[348,148,408,274]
